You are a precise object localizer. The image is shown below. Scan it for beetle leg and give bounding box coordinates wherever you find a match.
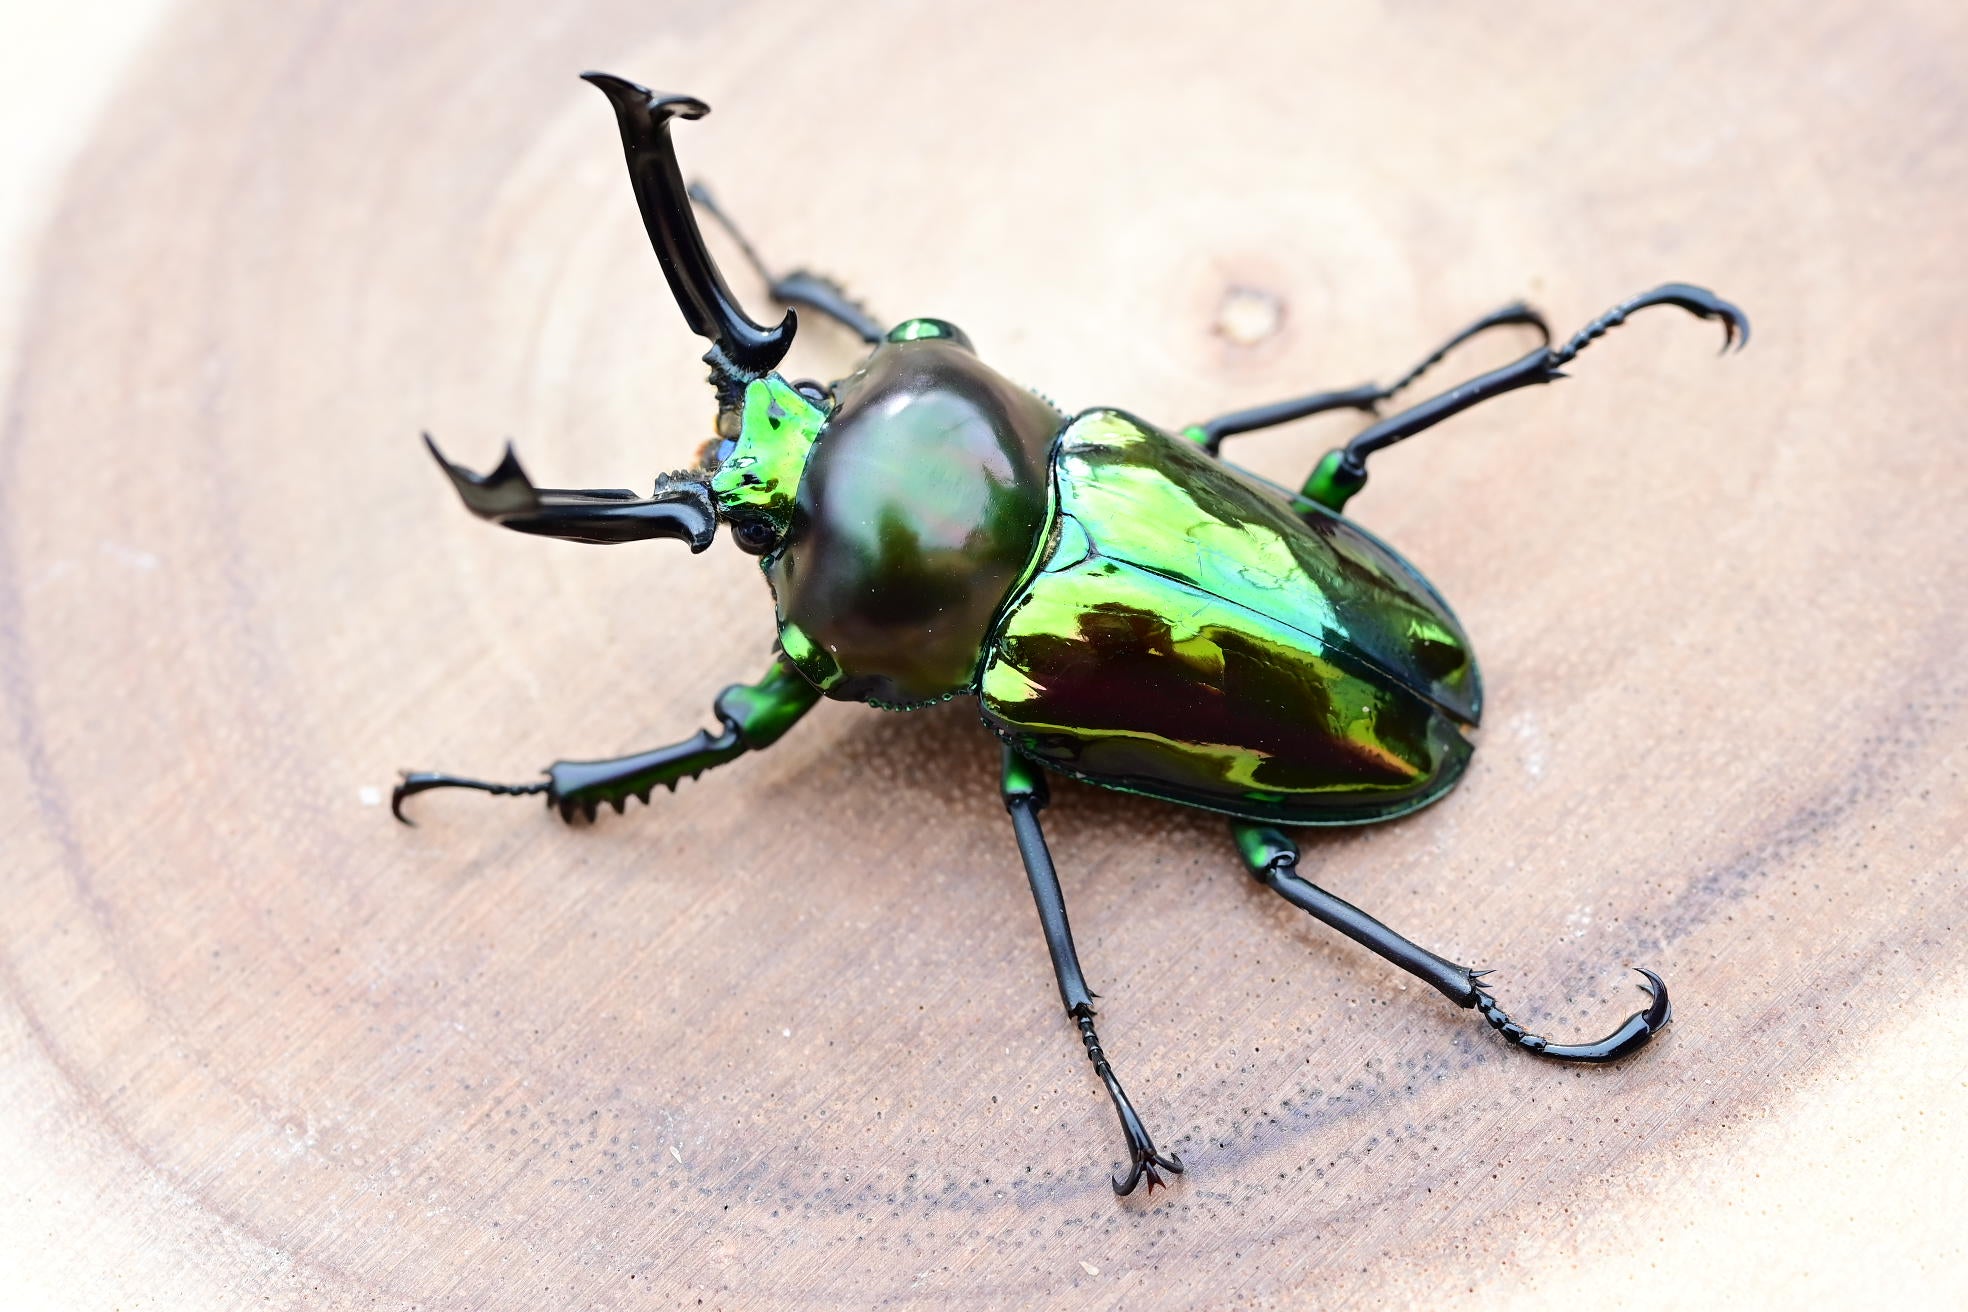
[687,182,885,345]
[1232,823,1673,1064]
[1002,748,1183,1196]
[1184,302,1551,456]
[1301,283,1750,511]
[392,656,819,825]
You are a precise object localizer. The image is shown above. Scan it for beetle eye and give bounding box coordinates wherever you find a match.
[731,519,778,555]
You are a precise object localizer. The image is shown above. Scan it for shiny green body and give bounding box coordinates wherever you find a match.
[742,329,1481,827]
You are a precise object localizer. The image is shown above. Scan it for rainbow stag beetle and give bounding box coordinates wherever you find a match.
[395,72,1749,1196]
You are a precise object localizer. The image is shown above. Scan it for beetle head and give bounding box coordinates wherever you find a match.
[583,71,841,560]
[691,374,825,557]
[424,79,945,561]
[574,79,992,563]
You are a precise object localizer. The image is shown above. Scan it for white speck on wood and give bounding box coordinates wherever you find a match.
[1509,709,1548,780]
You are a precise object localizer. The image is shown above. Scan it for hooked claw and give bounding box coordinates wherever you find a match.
[1530,966,1672,1064]
[1549,283,1751,369]
[1113,1146,1185,1198]
[1470,966,1672,1064]
[1642,282,1752,353]
[391,771,551,825]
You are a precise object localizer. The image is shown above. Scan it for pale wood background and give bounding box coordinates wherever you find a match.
[3,3,1964,1309]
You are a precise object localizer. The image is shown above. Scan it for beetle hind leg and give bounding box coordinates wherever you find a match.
[1299,283,1750,511]
[688,182,884,344]
[1003,749,1183,1196]
[1184,301,1551,456]
[1232,823,1672,1064]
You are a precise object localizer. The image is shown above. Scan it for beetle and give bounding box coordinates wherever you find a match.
[394,72,1748,1196]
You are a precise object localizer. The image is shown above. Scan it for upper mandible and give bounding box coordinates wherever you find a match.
[582,72,796,380]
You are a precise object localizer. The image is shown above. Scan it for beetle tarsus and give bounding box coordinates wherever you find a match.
[1072,1004,1185,1197]
[1005,751,1182,1198]
[391,772,550,824]
[394,661,820,829]
[1380,300,1554,401]
[1114,1143,1185,1197]
[1470,966,1672,1064]
[1548,283,1750,366]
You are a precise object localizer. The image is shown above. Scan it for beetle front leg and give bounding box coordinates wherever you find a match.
[393,656,819,825]
[1002,748,1183,1196]
[1232,823,1672,1063]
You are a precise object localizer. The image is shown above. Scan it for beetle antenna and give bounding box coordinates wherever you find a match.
[581,73,796,384]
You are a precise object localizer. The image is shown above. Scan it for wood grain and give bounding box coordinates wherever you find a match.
[3,3,1964,1308]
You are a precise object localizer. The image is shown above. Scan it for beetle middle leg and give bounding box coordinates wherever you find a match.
[1002,748,1183,1196]
[1231,823,1671,1063]
[687,182,884,345]
[392,655,819,824]
[1184,302,1552,456]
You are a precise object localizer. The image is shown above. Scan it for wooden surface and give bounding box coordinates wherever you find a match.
[4,4,1965,1308]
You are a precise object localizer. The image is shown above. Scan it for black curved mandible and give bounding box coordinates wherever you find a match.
[581,72,795,375]
[421,434,717,551]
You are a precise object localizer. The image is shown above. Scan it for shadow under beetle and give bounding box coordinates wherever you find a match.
[395,73,1749,1196]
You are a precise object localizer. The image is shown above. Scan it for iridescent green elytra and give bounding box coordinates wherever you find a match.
[400,73,1745,1197]
[978,409,1477,825]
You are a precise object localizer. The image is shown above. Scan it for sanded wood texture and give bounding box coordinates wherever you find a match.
[3,4,1964,1308]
